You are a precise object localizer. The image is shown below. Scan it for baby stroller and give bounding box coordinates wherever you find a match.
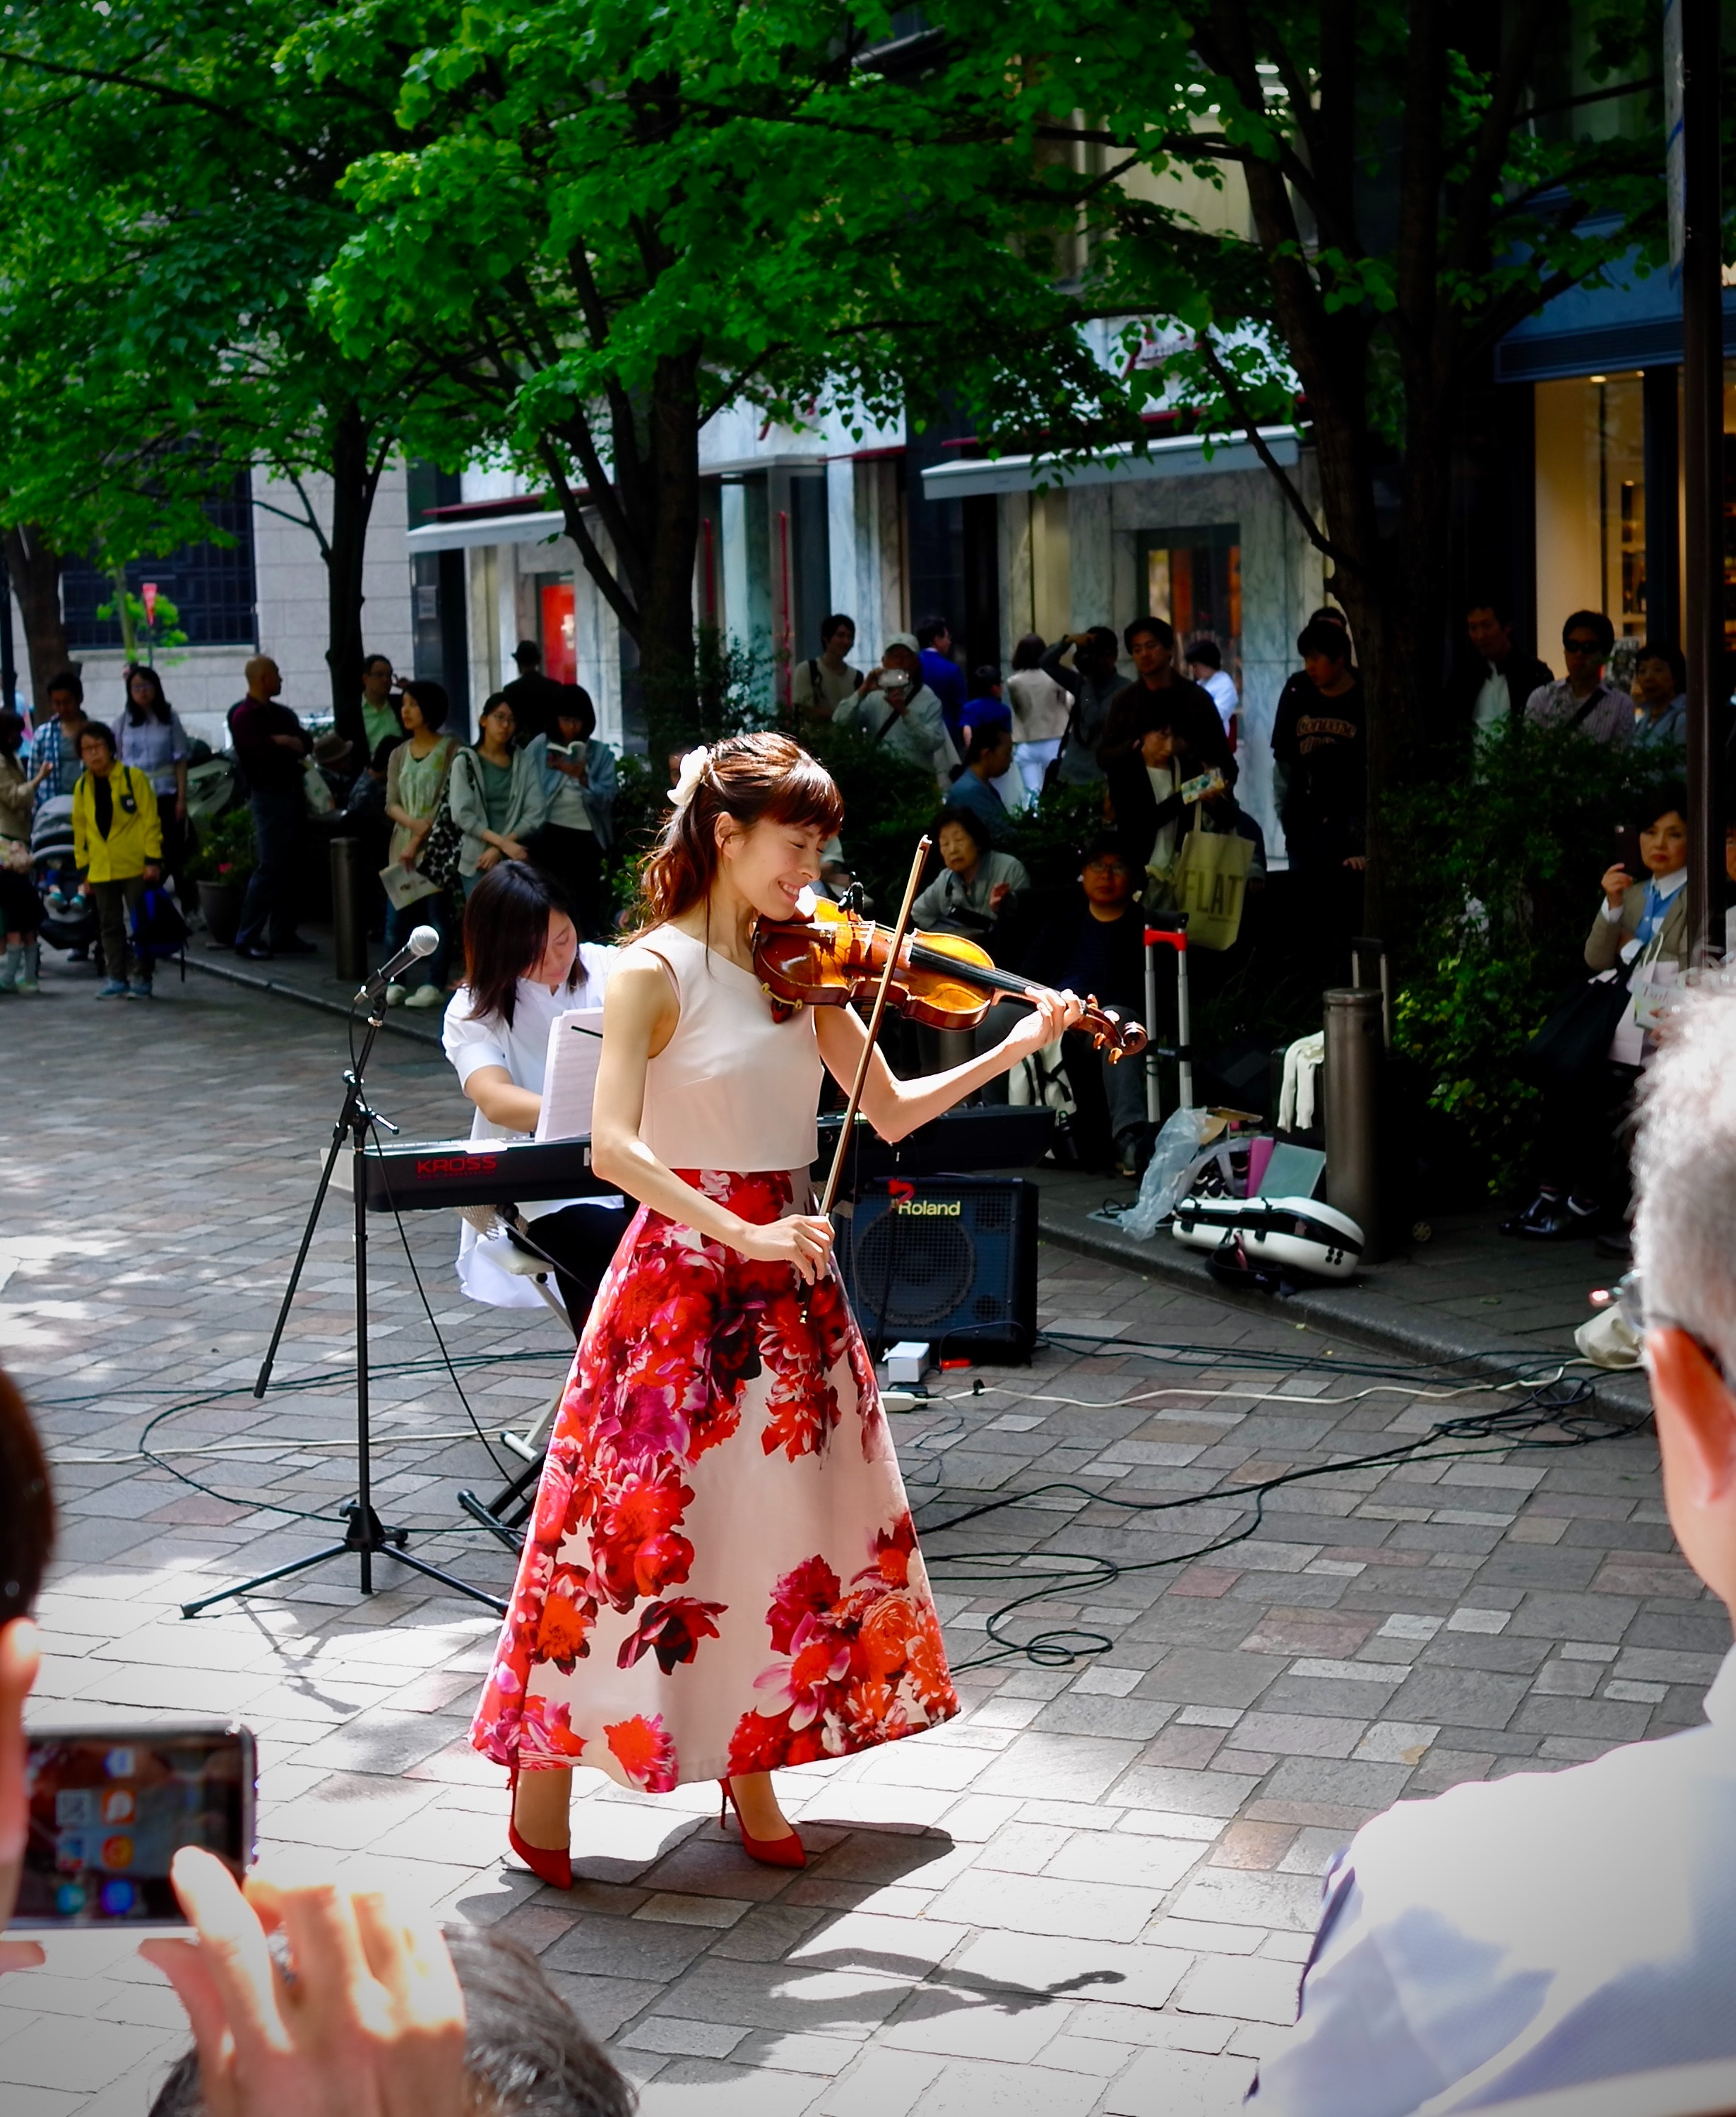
[31,795,99,959]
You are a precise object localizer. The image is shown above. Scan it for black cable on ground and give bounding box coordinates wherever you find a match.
[912,1373,1643,1671]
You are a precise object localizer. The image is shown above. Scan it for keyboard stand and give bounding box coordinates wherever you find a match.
[182,1002,509,1621]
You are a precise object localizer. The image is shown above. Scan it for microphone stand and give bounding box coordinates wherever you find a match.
[182,985,506,1620]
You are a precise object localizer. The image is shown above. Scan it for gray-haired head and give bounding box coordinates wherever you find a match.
[148,1923,634,2117]
[1633,981,1736,1380]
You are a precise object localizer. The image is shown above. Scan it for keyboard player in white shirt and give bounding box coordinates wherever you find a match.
[441,860,631,1332]
[1252,982,1736,2113]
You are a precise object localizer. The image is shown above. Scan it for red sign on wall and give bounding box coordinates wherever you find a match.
[541,583,576,685]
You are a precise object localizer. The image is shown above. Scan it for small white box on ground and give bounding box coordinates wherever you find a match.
[884,1341,930,1385]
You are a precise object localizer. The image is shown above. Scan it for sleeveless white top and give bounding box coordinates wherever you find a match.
[631,923,824,1172]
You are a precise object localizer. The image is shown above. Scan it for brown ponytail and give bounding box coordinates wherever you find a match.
[632,732,844,932]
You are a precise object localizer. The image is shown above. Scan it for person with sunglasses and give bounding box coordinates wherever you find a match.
[1521,610,1629,744]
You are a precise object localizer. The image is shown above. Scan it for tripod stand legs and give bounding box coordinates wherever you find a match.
[182,1008,508,1623]
[182,1502,506,1620]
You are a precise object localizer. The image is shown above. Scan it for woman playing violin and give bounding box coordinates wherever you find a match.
[472,732,1083,1880]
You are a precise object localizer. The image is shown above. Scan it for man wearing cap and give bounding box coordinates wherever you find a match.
[502,640,565,745]
[833,634,959,787]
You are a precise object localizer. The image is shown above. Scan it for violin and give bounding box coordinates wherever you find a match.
[752,898,1148,1062]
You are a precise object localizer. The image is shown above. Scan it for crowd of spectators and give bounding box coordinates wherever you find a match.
[0,595,1712,1226]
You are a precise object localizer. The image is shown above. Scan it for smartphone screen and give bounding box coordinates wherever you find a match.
[13,1723,256,1928]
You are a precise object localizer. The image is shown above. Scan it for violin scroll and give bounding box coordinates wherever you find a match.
[1072,999,1148,1063]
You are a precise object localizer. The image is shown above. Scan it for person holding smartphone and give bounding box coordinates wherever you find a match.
[525,684,617,940]
[832,632,957,786]
[1504,788,1690,1245]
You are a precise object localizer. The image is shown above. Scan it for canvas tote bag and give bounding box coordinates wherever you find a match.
[1170,804,1254,950]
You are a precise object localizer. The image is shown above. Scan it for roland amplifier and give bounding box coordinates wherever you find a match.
[836,1175,1037,1365]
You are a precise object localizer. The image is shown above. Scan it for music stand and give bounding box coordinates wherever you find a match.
[181,993,507,1620]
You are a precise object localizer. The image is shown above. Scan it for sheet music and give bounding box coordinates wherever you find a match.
[535,1007,605,1141]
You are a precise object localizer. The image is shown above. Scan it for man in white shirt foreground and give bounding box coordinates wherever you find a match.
[1252,983,1736,2113]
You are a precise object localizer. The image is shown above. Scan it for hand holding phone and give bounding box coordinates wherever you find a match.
[11,1721,255,1931]
[141,1849,468,2117]
[1178,768,1226,805]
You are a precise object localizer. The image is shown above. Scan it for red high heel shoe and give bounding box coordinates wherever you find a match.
[719,1778,806,1868]
[507,1763,572,1890]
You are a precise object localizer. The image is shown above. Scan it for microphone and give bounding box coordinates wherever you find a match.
[357,924,440,1003]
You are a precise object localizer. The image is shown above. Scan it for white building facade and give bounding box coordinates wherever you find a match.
[30,398,1326,857]
[403,404,1326,857]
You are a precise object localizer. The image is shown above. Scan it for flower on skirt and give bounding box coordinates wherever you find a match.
[618,1597,729,1675]
[605,1713,679,1791]
[518,1696,587,1767]
[728,1518,959,1773]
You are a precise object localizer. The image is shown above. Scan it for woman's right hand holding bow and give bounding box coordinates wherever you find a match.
[735,1214,834,1284]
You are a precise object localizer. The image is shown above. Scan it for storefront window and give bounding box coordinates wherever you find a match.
[1533,372,1646,657]
[537,575,577,684]
[1138,523,1241,684]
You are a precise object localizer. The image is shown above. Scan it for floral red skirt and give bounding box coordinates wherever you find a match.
[469,1169,958,1790]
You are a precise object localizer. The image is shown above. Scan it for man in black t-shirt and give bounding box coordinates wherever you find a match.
[1105,616,1236,788]
[1271,617,1366,980]
[1271,619,1365,874]
[227,656,315,961]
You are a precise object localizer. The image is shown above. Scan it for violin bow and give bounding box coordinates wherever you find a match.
[818,832,933,1223]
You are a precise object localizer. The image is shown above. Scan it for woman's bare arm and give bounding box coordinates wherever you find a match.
[812,989,1083,1143]
[462,1064,542,1134]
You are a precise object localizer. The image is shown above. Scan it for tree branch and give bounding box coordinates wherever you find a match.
[562,244,646,509]
[0,45,326,172]
[1194,336,1361,574]
[540,443,641,639]
[266,470,331,564]
[1515,73,1660,128]
[1443,0,1556,284]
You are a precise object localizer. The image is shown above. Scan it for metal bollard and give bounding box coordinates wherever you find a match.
[1322,986,1383,1262]
[329,837,367,985]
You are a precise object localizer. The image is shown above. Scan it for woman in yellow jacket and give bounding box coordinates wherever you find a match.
[71,719,162,998]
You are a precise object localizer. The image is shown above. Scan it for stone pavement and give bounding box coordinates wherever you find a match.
[1,968,1720,2117]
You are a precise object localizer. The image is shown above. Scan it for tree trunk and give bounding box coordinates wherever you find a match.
[3,525,67,711]
[636,355,701,735]
[323,401,374,730]
[549,355,703,756]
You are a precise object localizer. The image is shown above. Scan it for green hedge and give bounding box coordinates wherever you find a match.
[1389,718,1686,1192]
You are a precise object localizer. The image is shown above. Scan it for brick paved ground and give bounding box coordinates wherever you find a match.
[1,974,1720,2117]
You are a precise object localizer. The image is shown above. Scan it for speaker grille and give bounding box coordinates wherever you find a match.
[851,1214,975,1329]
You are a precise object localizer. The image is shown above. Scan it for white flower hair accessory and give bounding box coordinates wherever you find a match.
[667,745,712,811]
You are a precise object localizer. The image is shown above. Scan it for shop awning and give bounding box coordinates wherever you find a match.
[920,425,1300,500]
[405,509,568,553]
